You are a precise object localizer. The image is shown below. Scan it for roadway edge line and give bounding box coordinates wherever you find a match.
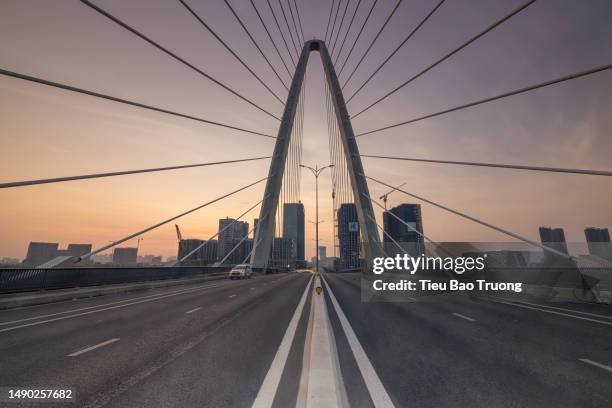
[252,275,313,408]
[321,274,395,407]
[296,285,315,408]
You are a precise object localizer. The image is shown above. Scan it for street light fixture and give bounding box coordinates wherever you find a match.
[300,164,334,272]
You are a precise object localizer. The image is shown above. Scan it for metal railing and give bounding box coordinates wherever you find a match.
[0,266,229,294]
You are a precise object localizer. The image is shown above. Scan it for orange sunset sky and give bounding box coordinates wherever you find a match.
[1,0,611,261]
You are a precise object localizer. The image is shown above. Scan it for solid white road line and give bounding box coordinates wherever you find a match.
[488,298,612,326]
[579,358,612,374]
[452,312,476,322]
[185,307,201,314]
[68,338,119,357]
[0,284,225,333]
[296,288,315,408]
[0,281,227,326]
[252,276,312,408]
[321,275,395,407]
[306,275,347,407]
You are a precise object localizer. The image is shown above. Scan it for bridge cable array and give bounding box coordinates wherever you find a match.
[290,0,306,44]
[350,0,538,118]
[286,0,304,45]
[325,74,355,260]
[329,0,351,60]
[77,176,268,263]
[276,56,305,245]
[223,1,292,93]
[277,0,301,60]
[336,0,379,77]
[327,0,342,48]
[0,68,275,139]
[361,155,612,177]
[342,0,403,90]
[266,0,297,68]
[345,0,446,104]
[80,0,281,121]
[180,0,287,100]
[356,62,612,137]
[324,0,337,43]
[250,0,293,80]
[0,157,272,189]
[332,0,363,66]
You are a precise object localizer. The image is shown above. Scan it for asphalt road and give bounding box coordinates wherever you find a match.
[323,272,612,408]
[0,273,312,407]
[0,271,611,407]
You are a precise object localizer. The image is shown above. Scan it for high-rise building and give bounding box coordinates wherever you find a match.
[217,218,249,263]
[539,227,569,265]
[283,202,305,263]
[318,246,327,261]
[57,243,92,258]
[383,204,425,256]
[178,239,218,265]
[23,242,94,268]
[585,227,612,261]
[539,227,568,250]
[112,247,138,265]
[244,239,254,263]
[22,242,59,267]
[49,243,94,267]
[337,203,361,270]
[270,237,294,269]
[68,243,92,257]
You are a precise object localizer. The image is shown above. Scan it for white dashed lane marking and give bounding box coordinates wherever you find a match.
[68,338,119,357]
[452,313,476,322]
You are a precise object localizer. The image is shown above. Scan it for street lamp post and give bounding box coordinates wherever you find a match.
[300,164,333,272]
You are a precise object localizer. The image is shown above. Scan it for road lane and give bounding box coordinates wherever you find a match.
[0,273,306,407]
[323,272,612,408]
[94,273,311,408]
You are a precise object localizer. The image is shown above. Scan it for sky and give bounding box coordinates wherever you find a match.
[1,0,611,261]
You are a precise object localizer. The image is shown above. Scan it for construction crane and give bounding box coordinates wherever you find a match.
[175,224,184,256]
[175,224,183,241]
[379,182,406,210]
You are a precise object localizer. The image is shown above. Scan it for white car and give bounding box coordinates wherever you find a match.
[228,264,252,280]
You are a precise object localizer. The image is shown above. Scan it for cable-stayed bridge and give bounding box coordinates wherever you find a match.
[1,1,611,407]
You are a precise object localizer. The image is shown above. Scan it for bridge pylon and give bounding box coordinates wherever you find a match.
[251,40,383,272]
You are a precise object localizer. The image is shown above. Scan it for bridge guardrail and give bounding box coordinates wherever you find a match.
[0,266,229,294]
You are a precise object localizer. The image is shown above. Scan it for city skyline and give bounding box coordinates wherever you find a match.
[1,0,612,260]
